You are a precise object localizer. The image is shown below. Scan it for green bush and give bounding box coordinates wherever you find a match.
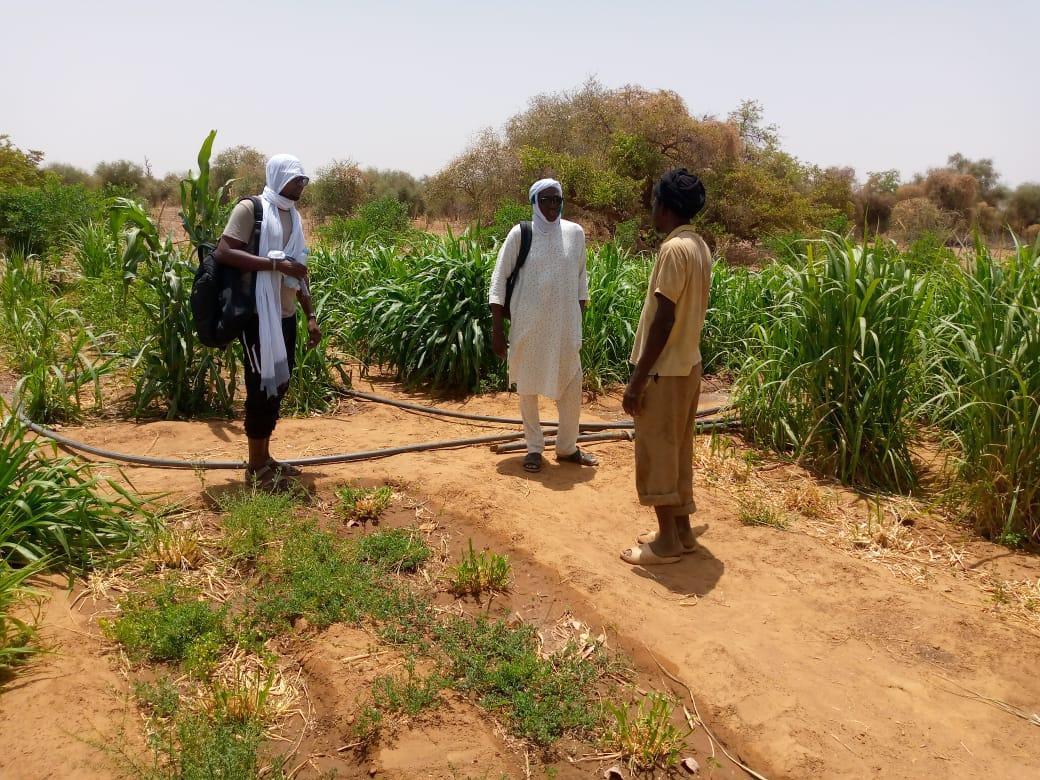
[489,199,531,244]
[317,195,411,245]
[0,182,104,254]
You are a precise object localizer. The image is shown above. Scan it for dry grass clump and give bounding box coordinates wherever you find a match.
[336,483,394,526]
[145,528,207,571]
[737,493,789,530]
[782,482,834,520]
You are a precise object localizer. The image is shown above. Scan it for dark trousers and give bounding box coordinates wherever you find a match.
[240,314,297,439]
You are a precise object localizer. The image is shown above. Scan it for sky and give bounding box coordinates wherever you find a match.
[4,0,1036,187]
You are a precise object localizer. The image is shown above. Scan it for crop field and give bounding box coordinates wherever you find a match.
[1,129,1039,780]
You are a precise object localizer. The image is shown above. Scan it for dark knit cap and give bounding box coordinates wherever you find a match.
[654,168,707,219]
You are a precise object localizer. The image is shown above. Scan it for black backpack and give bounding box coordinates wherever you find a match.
[503,221,532,320]
[191,196,262,348]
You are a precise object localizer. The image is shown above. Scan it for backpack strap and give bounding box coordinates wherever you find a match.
[246,196,263,256]
[516,221,532,272]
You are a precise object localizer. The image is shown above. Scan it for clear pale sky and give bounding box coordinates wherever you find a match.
[4,0,1036,186]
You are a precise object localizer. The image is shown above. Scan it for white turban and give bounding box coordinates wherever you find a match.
[529,178,563,235]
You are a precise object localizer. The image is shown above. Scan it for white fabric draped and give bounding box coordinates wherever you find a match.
[256,154,307,398]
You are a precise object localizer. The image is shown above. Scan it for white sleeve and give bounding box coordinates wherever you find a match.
[576,227,589,301]
[489,226,522,305]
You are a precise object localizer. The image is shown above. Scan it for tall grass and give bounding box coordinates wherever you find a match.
[0,406,146,571]
[581,243,649,392]
[701,260,781,376]
[925,237,1040,543]
[68,220,118,278]
[736,235,926,491]
[346,230,500,394]
[1,252,114,423]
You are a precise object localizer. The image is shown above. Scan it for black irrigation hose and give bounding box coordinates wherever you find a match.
[11,389,742,471]
[14,410,525,470]
[344,388,730,430]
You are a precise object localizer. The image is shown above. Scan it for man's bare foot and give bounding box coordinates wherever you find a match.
[637,529,698,552]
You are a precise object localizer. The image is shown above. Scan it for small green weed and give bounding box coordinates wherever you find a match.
[603,691,689,772]
[737,496,789,530]
[246,523,431,640]
[356,528,431,572]
[446,541,510,597]
[434,615,604,745]
[336,483,393,525]
[350,705,384,749]
[133,677,181,719]
[217,488,299,561]
[104,582,227,676]
[371,660,443,715]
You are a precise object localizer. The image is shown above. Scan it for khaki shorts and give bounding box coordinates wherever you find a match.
[633,363,702,513]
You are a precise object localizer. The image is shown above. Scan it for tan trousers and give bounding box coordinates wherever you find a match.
[519,371,582,456]
[633,363,702,513]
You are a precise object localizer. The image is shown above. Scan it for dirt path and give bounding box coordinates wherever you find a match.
[0,578,146,779]
[8,384,1040,779]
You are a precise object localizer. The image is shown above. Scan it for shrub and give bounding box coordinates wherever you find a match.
[0,181,103,254]
[890,197,954,244]
[210,144,267,200]
[489,199,531,244]
[736,235,926,491]
[316,196,411,245]
[307,159,366,220]
[94,159,147,194]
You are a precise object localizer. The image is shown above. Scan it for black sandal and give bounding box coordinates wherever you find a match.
[246,463,292,491]
[523,453,543,473]
[267,458,302,477]
[557,447,599,467]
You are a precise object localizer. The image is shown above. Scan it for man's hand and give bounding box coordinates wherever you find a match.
[622,375,648,418]
[278,259,308,281]
[306,316,321,349]
[492,329,508,360]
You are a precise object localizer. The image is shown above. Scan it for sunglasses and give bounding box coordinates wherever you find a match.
[537,195,564,206]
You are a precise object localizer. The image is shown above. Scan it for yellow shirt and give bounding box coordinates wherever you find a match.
[629,225,712,376]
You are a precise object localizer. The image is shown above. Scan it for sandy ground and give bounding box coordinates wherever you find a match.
[3,381,1040,779]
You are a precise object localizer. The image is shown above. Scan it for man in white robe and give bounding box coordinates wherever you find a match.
[489,179,598,473]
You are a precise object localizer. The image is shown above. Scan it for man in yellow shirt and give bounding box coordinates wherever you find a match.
[621,169,711,565]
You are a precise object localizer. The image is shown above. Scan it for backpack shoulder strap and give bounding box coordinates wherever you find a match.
[245,196,263,256]
[516,221,533,271]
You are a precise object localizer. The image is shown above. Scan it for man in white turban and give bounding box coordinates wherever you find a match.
[213,154,321,489]
[489,179,598,473]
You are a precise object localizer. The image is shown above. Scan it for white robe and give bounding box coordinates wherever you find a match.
[489,220,589,400]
